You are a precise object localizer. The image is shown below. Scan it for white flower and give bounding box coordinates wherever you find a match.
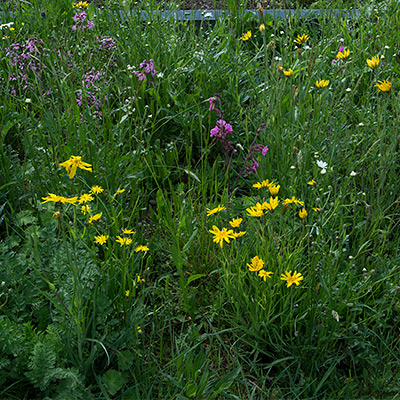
[157,72,164,78]
[320,169,327,175]
[358,122,364,126]
[380,55,385,59]
[385,45,390,49]
[316,160,327,169]
[332,310,340,322]
[346,88,351,92]
[25,98,31,103]
[290,165,296,169]
[350,171,357,176]
[204,12,213,18]
[280,30,284,34]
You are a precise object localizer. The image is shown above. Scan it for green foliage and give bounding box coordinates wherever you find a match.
[1,0,400,398]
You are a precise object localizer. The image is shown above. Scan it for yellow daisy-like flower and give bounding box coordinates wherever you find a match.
[125,290,130,297]
[78,193,95,204]
[94,234,109,245]
[91,185,104,194]
[316,79,329,88]
[294,33,309,45]
[88,212,102,224]
[336,49,350,59]
[209,225,235,248]
[60,196,79,205]
[299,208,308,219]
[73,1,89,7]
[135,245,149,252]
[269,184,280,196]
[240,30,252,41]
[283,69,294,77]
[231,231,246,239]
[259,24,265,32]
[122,228,135,235]
[366,56,379,69]
[229,217,243,228]
[81,205,91,215]
[116,236,132,246]
[258,270,273,281]
[375,80,391,92]
[283,196,304,206]
[114,189,125,195]
[281,270,304,287]
[206,204,226,216]
[246,206,264,217]
[59,155,92,179]
[307,179,316,186]
[265,196,279,211]
[41,193,63,204]
[253,179,274,189]
[247,255,264,272]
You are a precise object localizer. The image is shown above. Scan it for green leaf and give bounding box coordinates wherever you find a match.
[102,370,124,395]
[187,274,207,285]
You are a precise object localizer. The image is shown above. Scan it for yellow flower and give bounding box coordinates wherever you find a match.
[316,79,329,88]
[375,80,391,92]
[9,27,15,31]
[122,228,135,235]
[294,33,309,45]
[135,245,149,252]
[240,30,252,41]
[60,196,79,205]
[366,56,379,69]
[283,69,294,77]
[73,1,89,7]
[94,234,109,245]
[259,24,265,32]
[299,208,307,219]
[253,179,274,189]
[114,189,125,195]
[206,204,226,216]
[281,270,304,287]
[247,256,264,272]
[125,290,130,297]
[336,49,350,59]
[52,211,61,219]
[258,270,273,281]
[59,155,92,179]
[116,236,132,246]
[231,231,246,239]
[265,196,279,211]
[91,185,104,194]
[136,275,145,283]
[137,326,142,333]
[78,193,95,203]
[307,179,316,186]
[283,196,304,206]
[269,184,280,196]
[229,217,243,228]
[312,207,321,212]
[88,212,102,224]
[42,193,63,204]
[81,205,91,215]
[209,225,235,248]
[246,206,264,217]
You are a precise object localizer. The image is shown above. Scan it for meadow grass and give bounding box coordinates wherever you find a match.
[0,0,399,398]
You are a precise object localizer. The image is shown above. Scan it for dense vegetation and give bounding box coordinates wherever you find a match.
[0,0,399,398]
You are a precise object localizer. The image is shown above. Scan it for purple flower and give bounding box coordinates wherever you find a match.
[262,146,268,156]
